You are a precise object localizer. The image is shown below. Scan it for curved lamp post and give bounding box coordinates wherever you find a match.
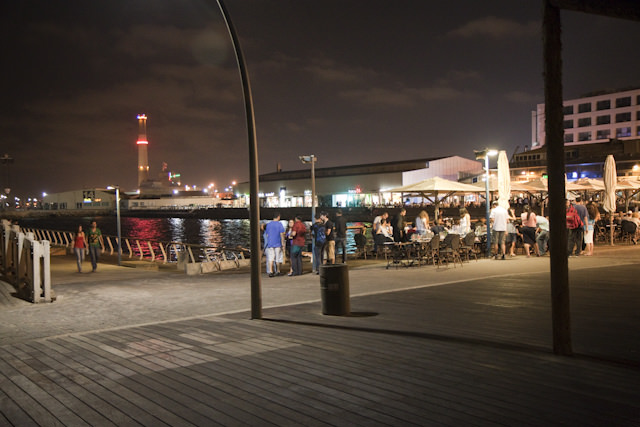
[216,0,262,319]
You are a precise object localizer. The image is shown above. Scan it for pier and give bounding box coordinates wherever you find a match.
[0,244,639,425]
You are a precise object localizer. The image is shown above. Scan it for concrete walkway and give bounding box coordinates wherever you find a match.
[0,246,639,425]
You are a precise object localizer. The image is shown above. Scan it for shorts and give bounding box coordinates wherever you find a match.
[506,233,517,244]
[324,240,336,261]
[584,229,594,244]
[493,230,506,245]
[265,247,283,271]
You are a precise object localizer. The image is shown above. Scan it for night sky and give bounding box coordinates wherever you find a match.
[2,1,639,198]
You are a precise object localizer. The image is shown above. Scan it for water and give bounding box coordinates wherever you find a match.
[17,216,368,253]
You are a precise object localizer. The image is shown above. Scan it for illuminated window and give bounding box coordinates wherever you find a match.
[616,127,631,138]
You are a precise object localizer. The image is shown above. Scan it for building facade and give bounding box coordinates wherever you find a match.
[236,156,482,208]
[533,87,640,148]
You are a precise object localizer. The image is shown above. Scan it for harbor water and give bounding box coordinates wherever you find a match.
[17,216,367,253]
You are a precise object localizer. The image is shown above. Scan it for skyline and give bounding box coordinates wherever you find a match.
[2,1,640,198]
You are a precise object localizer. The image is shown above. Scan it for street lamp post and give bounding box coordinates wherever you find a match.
[1,154,14,208]
[299,155,317,221]
[475,149,498,258]
[108,186,122,266]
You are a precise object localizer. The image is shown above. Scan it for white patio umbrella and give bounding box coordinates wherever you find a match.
[387,177,480,219]
[497,150,511,209]
[603,155,617,245]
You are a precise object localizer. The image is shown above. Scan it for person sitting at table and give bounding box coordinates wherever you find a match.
[375,217,394,245]
[415,210,429,237]
[431,218,445,235]
[474,218,487,236]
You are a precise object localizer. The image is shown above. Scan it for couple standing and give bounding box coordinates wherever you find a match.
[72,221,104,273]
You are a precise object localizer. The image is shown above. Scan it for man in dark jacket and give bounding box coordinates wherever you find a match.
[334,209,347,263]
[392,208,406,242]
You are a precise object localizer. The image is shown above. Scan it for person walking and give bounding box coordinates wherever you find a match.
[289,215,307,276]
[87,221,104,272]
[72,225,87,272]
[264,213,285,277]
[334,209,347,263]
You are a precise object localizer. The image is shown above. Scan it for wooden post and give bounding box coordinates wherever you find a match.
[543,0,572,355]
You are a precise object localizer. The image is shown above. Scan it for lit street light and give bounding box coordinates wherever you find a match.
[475,149,498,258]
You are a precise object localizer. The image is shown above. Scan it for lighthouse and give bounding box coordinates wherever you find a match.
[136,114,149,186]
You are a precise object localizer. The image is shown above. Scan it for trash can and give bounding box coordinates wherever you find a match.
[320,264,350,315]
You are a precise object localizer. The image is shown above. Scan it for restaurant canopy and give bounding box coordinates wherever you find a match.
[387,176,481,219]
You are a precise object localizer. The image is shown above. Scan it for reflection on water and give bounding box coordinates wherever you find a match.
[126,218,169,242]
[19,216,358,252]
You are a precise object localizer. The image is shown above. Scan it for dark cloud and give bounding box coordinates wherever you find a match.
[1,1,639,198]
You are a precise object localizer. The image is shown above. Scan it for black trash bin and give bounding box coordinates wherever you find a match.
[319,264,350,315]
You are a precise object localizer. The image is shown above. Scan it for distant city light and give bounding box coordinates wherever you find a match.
[42,192,47,197]
[136,140,148,145]
[136,114,147,120]
[173,189,179,194]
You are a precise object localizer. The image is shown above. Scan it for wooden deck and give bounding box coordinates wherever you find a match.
[1,250,639,425]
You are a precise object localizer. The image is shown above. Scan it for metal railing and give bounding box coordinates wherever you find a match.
[20,227,251,274]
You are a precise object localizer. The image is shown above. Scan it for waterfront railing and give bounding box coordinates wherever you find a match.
[20,227,251,274]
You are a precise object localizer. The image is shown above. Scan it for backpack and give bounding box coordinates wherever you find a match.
[313,223,326,244]
[566,206,583,230]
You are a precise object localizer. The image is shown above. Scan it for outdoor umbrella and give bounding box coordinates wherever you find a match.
[497,150,511,210]
[387,177,480,219]
[603,155,617,245]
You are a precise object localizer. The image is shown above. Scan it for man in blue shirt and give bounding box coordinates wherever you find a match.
[264,213,285,277]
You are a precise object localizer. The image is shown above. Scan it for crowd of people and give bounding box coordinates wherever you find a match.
[262,199,640,275]
[262,209,348,277]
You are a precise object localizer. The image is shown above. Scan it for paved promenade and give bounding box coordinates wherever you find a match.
[1,246,639,426]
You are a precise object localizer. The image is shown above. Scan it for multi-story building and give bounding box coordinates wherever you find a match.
[532,87,640,148]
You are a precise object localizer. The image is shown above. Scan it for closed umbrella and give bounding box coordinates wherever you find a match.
[603,155,617,245]
[497,150,511,210]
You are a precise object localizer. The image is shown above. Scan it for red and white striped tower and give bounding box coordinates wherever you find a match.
[136,114,149,186]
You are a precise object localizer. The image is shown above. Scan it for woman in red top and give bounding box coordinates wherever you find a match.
[72,225,86,272]
[289,216,307,276]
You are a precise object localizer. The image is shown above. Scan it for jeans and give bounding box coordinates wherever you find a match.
[291,245,303,275]
[89,246,100,271]
[313,242,324,272]
[536,231,549,255]
[567,228,582,256]
[334,237,346,263]
[74,247,85,272]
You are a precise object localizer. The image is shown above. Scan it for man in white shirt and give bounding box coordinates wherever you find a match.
[536,215,550,256]
[489,201,509,260]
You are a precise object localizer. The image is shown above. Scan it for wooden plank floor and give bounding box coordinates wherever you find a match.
[1,254,640,426]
